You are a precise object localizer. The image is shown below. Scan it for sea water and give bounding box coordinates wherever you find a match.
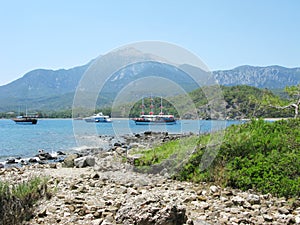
[0,119,241,161]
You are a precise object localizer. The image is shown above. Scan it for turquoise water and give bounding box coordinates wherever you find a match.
[0,119,241,161]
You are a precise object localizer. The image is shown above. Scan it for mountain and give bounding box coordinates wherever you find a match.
[0,64,90,111]
[213,65,300,89]
[0,48,300,112]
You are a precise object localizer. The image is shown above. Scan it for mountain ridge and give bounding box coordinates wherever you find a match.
[0,51,299,112]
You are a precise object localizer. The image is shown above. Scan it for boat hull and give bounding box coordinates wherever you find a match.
[132,115,176,125]
[83,112,112,123]
[12,118,38,124]
[84,118,112,123]
[134,120,176,125]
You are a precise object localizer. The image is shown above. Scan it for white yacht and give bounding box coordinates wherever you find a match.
[84,112,112,123]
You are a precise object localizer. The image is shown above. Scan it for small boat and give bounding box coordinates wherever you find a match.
[84,112,112,123]
[132,96,176,125]
[12,115,38,125]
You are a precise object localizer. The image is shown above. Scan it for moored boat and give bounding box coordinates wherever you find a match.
[132,96,176,125]
[84,112,112,123]
[133,114,176,125]
[12,115,38,125]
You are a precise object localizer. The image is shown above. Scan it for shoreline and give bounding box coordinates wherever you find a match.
[0,117,293,167]
[1,134,299,224]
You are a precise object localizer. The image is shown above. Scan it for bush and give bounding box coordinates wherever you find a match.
[184,119,300,198]
[136,119,300,198]
[0,176,49,224]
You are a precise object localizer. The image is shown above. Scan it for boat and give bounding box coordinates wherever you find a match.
[84,112,112,123]
[12,115,38,125]
[133,114,176,125]
[132,96,176,125]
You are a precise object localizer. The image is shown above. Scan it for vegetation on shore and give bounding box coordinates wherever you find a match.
[133,119,300,198]
[0,85,294,119]
[0,176,50,224]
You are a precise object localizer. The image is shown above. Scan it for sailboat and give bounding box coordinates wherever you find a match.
[132,96,176,125]
[12,107,38,125]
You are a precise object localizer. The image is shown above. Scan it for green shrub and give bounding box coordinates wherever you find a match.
[0,176,49,224]
[136,119,300,198]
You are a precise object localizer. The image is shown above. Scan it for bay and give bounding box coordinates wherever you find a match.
[0,119,241,161]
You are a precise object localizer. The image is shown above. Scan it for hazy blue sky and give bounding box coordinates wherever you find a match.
[0,0,299,85]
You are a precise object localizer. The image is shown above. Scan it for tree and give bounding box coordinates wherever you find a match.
[268,85,300,118]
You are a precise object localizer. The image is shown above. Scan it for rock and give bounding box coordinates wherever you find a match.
[49,163,57,169]
[278,207,290,215]
[127,154,144,165]
[90,173,100,179]
[6,158,16,164]
[247,194,260,204]
[0,163,4,168]
[199,202,210,210]
[37,208,47,218]
[209,185,219,193]
[116,202,187,225]
[193,219,211,225]
[38,152,55,160]
[263,214,273,222]
[144,131,152,135]
[295,216,300,224]
[114,142,122,147]
[91,218,103,225]
[74,156,96,168]
[115,147,127,155]
[29,158,38,163]
[57,151,66,155]
[198,196,207,201]
[63,154,79,167]
[231,196,245,206]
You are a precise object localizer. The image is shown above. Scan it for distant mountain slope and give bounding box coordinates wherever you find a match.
[0,64,89,99]
[213,65,300,89]
[0,48,300,112]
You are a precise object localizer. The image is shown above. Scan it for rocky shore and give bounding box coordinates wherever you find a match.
[1,132,300,224]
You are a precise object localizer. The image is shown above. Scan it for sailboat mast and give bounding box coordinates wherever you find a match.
[159,97,164,115]
[149,94,154,115]
[141,97,145,115]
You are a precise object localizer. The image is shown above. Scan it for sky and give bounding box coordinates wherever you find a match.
[0,0,299,85]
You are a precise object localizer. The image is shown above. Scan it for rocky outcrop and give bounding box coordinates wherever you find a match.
[213,65,300,89]
[74,156,96,168]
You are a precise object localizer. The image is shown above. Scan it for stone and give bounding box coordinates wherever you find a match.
[37,208,47,218]
[57,151,66,155]
[199,202,210,210]
[38,152,55,160]
[0,163,4,168]
[295,216,300,223]
[144,131,152,135]
[247,194,260,204]
[63,154,79,167]
[116,202,187,225]
[198,196,207,201]
[263,214,273,222]
[29,158,38,163]
[114,142,122,147]
[278,207,290,215]
[90,172,100,179]
[232,196,245,206]
[6,158,16,164]
[74,156,96,168]
[91,218,103,225]
[209,185,219,193]
[49,163,57,169]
